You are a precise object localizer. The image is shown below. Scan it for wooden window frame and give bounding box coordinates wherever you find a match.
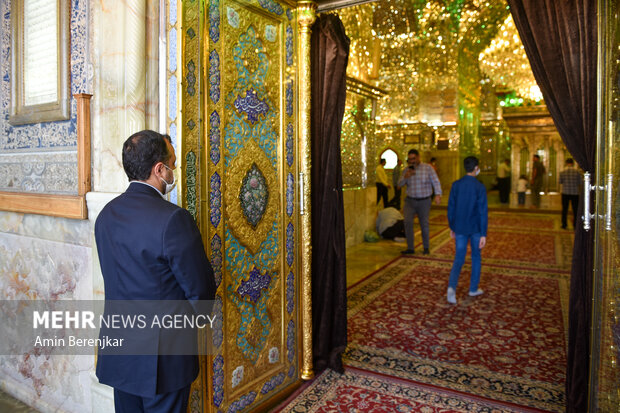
[0,94,92,219]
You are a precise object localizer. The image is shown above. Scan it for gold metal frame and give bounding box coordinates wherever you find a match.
[296,0,316,381]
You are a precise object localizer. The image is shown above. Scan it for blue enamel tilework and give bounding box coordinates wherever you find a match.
[260,373,285,394]
[209,0,220,42]
[210,172,221,228]
[209,50,220,104]
[209,111,221,165]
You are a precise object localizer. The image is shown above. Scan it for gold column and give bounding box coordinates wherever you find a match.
[297,0,316,381]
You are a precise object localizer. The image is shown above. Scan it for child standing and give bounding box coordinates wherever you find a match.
[517,174,528,206]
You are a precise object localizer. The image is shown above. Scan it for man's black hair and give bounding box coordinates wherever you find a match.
[533,154,540,160]
[464,156,479,173]
[408,149,419,156]
[566,158,574,165]
[122,130,172,181]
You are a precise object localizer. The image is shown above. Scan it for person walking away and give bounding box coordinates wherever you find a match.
[530,154,545,208]
[375,158,390,208]
[389,158,403,209]
[398,149,442,255]
[559,158,581,229]
[517,174,528,206]
[497,159,511,204]
[446,156,488,305]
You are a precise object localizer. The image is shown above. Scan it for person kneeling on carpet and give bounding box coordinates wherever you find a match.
[446,156,488,305]
[376,207,406,242]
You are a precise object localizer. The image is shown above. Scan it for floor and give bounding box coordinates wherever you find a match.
[348,190,566,287]
[0,390,38,412]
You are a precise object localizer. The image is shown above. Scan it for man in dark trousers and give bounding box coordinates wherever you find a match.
[530,154,545,208]
[446,156,488,305]
[558,158,581,229]
[95,130,216,413]
[398,149,442,255]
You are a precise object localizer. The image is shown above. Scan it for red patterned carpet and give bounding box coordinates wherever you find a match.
[429,212,557,231]
[279,211,570,412]
[347,260,566,383]
[433,230,569,267]
[279,368,533,412]
[428,212,574,270]
[344,257,569,412]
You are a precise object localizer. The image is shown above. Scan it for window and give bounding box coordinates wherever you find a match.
[9,0,70,125]
[381,149,398,169]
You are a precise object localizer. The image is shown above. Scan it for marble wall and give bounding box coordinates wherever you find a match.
[90,0,161,195]
[0,211,93,412]
[343,187,377,248]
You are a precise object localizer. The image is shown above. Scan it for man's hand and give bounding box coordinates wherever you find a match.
[434,195,441,205]
[479,236,487,249]
[404,168,415,179]
[450,230,455,239]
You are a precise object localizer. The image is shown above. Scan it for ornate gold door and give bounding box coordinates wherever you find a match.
[197,0,302,411]
[588,0,620,409]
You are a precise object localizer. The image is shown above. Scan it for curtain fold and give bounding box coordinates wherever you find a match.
[310,14,350,374]
[507,1,597,411]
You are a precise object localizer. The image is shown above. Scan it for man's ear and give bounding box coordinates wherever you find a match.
[150,161,164,180]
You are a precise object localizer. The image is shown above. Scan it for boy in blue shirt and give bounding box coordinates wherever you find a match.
[446,156,488,305]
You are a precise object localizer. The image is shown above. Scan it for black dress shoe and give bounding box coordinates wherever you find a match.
[401,249,415,255]
[423,249,430,255]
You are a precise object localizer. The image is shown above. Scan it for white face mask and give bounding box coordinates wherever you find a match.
[160,164,176,194]
[474,167,480,176]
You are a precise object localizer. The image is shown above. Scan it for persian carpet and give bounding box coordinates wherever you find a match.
[426,213,573,271]
[278,368,535,412]
[343,257,569,412]
[429,212,558,231]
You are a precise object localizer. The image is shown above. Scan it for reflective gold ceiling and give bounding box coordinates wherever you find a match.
[335,0,540,122]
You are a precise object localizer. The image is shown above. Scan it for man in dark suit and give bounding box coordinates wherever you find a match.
[95,130,216,413]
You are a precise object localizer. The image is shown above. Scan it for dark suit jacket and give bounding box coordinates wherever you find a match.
[94,182,215,396]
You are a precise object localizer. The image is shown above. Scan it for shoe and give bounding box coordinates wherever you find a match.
[423,248,430,255]
[561,226,567,229]
[468,289,484,297]
[447,287,457,304]
[401,249,415,255]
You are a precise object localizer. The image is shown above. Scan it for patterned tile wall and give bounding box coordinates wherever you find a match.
[0,0,90,194]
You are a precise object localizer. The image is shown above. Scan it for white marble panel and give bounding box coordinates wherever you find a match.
[0,212,91,247]
[0,231,93,412]
[0,355,93,413]
[343,187,378,248]
[0,232,92,300]
[90,1,161,194]
[86,191,121,300]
